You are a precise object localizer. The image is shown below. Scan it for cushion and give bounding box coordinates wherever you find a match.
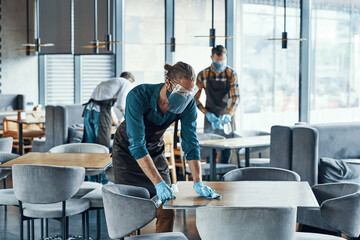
[0,189,18,205]
[68,124,84,143]
[81,187,103,208]
[23,198,90,218]
[319,157,360,183]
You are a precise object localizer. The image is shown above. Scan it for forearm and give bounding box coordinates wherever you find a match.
[136,154,163,186]
[187,160,202,183]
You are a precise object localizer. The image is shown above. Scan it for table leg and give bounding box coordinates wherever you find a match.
[245,148,250,167]
[210,148,217,181]
[19,122,23,155]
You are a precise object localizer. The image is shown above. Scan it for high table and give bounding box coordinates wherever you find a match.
[164,181,319,209]
[0,152,112,175]
[199,135,270,180]
[7,116,45,155]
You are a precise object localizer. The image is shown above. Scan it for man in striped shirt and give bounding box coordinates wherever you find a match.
[195,45,240,164]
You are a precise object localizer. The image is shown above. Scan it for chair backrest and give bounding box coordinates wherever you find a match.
[196,206,296,240]
[197,133,225,159]
[223,167,301,181]
[49,143,109,153]
[12,164,85,204]
[54,105,83,145]
[0,137,13,153]
[0,152,19,164]
[102,184,156,239]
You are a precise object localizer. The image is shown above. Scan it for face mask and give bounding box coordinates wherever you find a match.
[166,82,199,114]
[212,59,226,73]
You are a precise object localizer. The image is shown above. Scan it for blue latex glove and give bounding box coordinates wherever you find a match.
[212,118,223,130]
[193,182,222,199]
[221,113,232,124]
[205,112,219,123]
[155,181,176,203]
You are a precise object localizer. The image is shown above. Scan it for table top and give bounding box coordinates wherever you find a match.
[0,152,112,170]
[164,181,319,209]
[198,135,270,149]
[6,116,45,124]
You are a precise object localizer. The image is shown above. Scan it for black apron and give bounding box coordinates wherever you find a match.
[82,98,116,147]
[112,112,180,197]
[204,67,236,135]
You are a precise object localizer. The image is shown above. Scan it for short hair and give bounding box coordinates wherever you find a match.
[120,72,135,82]
[211,45,227,56]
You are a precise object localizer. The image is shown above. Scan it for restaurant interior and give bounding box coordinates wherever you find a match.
[1,0,360,239]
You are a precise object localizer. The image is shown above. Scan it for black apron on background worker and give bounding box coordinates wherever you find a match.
[83,98,116,148]
[203,67,236,135]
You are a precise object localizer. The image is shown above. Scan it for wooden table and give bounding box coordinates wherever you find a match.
[7,116,45,155]
[164,181,319,209]
[199,135,270,180]
[0,152,112,175]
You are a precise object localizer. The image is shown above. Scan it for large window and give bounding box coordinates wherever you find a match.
[124,0,165,84]
[310,1,360,123]
[236,0,300,132]
[175,0,226,128]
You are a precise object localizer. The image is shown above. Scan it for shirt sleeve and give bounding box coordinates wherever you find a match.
[125,91,149,160]
[115,81,131,111]
[228,71,240,116]
[195,71,208,115]
[180,99,201,161]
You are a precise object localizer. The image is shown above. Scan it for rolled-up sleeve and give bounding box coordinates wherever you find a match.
[180,99,200,161]
[125,91,149,160]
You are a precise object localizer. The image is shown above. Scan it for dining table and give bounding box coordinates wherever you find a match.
[198,135,271,180]
[0,152,112,176]
[164,181,319,210]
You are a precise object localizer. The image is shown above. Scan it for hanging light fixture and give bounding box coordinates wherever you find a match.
[268,0,305,49]
[84,0,121,52]
[18,0,54,54]
[194,0,232,47]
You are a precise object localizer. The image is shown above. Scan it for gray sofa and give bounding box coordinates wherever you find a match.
[270,122,360,232]
[0,94,25,131]
[32,105,84,152]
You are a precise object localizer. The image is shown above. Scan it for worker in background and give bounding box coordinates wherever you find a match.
[195,45,240,164]
[112,62,221,235]
[83,72,135,148]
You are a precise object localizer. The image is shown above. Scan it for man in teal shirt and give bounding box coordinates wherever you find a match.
[112,62,220,234]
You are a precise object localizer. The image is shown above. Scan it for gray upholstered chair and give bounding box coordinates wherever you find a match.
[12,165,90,240]
[49,142,109,239]
[222,167,301,181]
[0,137,13,153]
[234,130,270,167]
[196,206,344,240]
[102,184,188,240]
[0,153,20,211]
[0,152,18,189]
[298,183,360,239]
[185,133,237,180]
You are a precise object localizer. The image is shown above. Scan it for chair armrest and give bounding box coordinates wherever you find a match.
[321,192,360,237]
[0,153,20,164]
[312,183,360,204]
